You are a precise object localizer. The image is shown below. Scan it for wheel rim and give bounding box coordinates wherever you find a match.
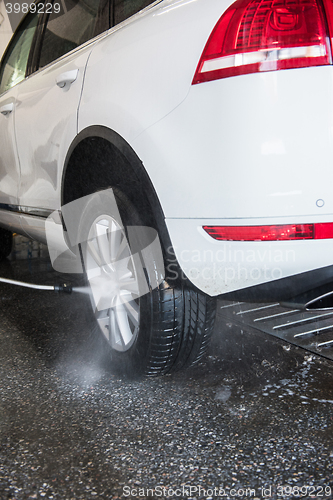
[85,215,140,352]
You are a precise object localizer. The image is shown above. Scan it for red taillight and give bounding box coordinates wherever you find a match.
[203,223,333,241]
[193,0,332,84]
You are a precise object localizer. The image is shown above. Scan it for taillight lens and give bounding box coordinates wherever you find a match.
[193,0,332,84]
[203,223,333,241]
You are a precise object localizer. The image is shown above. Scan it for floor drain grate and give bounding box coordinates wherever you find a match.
[218,301,333,360]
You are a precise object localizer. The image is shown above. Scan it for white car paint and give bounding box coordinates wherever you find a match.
[16,48,93,211]
[77,0,333,295]
[0,0,333,299]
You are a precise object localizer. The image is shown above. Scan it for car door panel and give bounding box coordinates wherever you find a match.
[15,47,93,212]
[0,9,40,211]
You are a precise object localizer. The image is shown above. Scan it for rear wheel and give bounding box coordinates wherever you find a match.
[0,228,13,260]
[78,189,216,377]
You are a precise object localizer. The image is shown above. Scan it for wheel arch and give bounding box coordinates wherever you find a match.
[61,125,170,247]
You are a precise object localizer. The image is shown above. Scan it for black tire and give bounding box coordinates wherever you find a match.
[0,228,13,260]
[77,189,216,377]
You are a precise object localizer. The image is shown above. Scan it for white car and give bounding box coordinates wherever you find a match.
[1,0,333,375]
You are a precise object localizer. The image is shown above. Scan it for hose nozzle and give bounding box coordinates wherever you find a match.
[54,283,73,294]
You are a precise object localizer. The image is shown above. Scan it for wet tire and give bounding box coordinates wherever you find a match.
[77,189,216,377]
[0,228,13,260]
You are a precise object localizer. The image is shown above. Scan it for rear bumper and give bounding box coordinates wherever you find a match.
[166,217,333,300]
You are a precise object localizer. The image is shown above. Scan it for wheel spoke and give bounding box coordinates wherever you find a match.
[116,304,133,345]
[95,220,111,266]
[96,313,111,343]
[120,294,139,325]
[114,265,131,285]
[120,278,140,295]
[108,304,132,349]
[109,222,122,263]
[109,307,123,347]
[115,234,129,261]
[86,239,103,268]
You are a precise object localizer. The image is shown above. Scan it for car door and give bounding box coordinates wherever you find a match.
[15,0,109,213]
[0,11,39,208]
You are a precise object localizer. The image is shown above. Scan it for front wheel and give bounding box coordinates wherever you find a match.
[77,189,216,377]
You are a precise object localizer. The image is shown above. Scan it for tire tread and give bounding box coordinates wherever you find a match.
[144,283,216,376]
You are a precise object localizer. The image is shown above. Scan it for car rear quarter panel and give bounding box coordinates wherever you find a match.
[134,65,333,219]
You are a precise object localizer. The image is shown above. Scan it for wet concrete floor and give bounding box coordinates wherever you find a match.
[0,249,333,499]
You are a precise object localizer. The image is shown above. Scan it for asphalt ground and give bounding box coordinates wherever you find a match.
[0,245,332,500]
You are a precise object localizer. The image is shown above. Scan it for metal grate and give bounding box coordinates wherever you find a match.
[218,300,333,360]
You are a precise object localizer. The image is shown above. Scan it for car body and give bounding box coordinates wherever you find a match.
[1,0,333,373]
